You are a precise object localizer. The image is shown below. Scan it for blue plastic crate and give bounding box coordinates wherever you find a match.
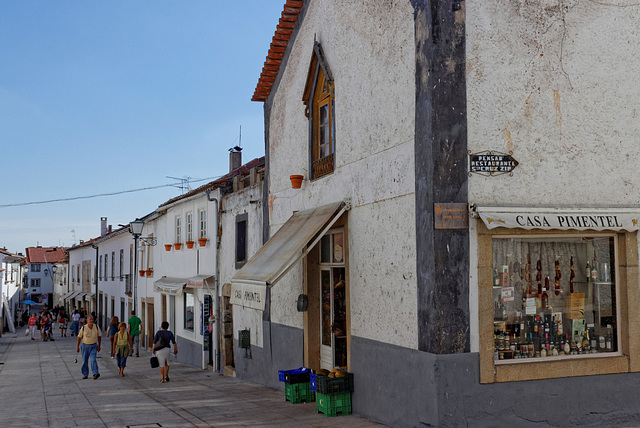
[278,367,311,383]
[310,373,317,392]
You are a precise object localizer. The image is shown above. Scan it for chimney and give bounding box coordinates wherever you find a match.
[101,217,108,236]
[108,225,112,233]
[229,146,242,172]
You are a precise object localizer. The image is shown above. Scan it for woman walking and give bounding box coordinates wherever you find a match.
[152,321,178,383]
[113,322,133,377]
[28,313,38,340]
[107,316,119,358]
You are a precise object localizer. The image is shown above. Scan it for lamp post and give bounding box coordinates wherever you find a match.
[129,219,144,315]
[91,244,99,326]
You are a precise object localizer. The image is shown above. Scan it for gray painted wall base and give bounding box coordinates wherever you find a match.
[235,321,304,390]
[175,335,202,368]
[351,335,640,427]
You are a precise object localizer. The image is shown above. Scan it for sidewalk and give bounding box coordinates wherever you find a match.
[0,330,384,427]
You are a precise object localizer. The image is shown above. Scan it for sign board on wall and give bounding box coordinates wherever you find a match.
[434,203,469,229]
[478,209,640,231]
[469,151,519,176]
[230,282,266,311]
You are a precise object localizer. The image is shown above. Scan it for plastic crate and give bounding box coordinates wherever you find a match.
[317,392,352,417]
[285,381,316,404]
[315,373,354,394]
[278,367,311,384]
[310,373,317,392]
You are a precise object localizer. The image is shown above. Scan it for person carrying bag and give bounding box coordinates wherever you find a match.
[152,321,178,383]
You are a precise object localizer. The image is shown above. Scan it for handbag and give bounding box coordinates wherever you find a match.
[150,355,159,368]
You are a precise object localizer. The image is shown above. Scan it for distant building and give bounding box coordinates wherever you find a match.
[25,246,66,308]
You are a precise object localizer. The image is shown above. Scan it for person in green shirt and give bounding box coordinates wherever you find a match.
[128,310,142,357]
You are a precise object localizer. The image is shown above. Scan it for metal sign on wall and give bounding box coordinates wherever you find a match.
[469,150,519,176]
[434,203,469,229]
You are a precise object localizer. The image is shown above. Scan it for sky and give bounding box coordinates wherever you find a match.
[0,1,285,254]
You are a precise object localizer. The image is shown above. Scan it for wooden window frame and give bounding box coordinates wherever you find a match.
[303,42,335,180]
[477,221,640,383]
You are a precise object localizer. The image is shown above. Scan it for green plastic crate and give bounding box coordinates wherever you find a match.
[285,381,315,404]
[316,392,352,417]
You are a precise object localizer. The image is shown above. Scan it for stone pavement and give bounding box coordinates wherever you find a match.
[0,330,384,427]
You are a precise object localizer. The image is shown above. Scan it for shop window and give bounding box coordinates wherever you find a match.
[493,235,617,362]
[235,213,248,269]
[184,292,194,332]
[478,225,640,384]
[303,42,335,180]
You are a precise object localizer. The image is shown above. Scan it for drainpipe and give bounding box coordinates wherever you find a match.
[91,244,99,327]
[205,190,221,373]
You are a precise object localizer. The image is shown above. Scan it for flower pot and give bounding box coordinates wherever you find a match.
[174,243,182,250]
[139,270,145,277]
[186,241,195,249]
[198,238,208,247]
[145,269,153,277]
[290,174,304,189]
[164,244,172,251]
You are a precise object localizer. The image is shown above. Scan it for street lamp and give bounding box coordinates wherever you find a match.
[129,219,144,315]
[128,219,156,315]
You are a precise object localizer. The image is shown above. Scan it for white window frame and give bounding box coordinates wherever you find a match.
[186,212,193,242]
[199,209,207,239]
[175,215,182,243]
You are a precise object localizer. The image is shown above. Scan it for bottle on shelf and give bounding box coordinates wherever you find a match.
[563,334,571,354]
[494,268,500,286]
[591,260,598,282]
[606,325,613,351]
[585,260,591,282]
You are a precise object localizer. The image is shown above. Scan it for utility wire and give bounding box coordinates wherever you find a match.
[0,176,221,209]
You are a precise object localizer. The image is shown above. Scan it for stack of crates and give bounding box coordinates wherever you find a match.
[311,372,354,417]
[278,367,315,404]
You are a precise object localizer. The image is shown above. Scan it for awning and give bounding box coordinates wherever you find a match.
[476,206,640,231]
[84,293,95,300]
[63,291,80,301]
[154,277,187,296]
[231,200,350,310]
[60,291,78,301]
[187,275,215,289]
[75,293,86,301]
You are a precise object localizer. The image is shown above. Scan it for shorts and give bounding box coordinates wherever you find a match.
[156,347,171,367]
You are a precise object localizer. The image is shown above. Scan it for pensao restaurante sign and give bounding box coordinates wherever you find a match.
[477,209,640,231]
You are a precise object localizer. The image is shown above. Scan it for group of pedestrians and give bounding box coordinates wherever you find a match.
[74,309,178,382]
[26,305,69,341]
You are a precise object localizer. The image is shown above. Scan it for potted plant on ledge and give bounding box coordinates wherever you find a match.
[164,244,172,251]
[174,242,182,250]
[186,240,195,249]
[198,238,208,247]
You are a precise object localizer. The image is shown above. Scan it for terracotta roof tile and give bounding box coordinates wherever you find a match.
[26,247,68,264]
[252,0,304,102]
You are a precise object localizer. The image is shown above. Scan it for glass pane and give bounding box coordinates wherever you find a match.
[321,270,331,346]
[185,293,195,331]
[320,235,331,263]
[319,123,327,146]
[333,267,347,368]
[320,104,328,124]
[492,236,616,361]
[333,233,343,263]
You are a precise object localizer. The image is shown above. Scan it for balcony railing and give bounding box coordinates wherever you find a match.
[312,154,334,179]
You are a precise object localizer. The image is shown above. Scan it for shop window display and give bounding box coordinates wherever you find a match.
[492,235,617,361]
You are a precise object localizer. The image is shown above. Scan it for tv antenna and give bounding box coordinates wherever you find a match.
[166,176,192,194]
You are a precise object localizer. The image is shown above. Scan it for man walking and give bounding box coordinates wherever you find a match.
[128,310,142,357]
[76,315,101,379]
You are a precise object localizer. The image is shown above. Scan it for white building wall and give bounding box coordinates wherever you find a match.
[466,1,640,352]
[96,231,131,326]
[219,183,264,348]
[266,1,417,348]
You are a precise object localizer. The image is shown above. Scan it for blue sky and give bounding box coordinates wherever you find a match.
[0,1,284,254]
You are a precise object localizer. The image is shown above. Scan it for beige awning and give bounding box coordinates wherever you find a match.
[231,200,349,310]
[61,291,78,301]
[187,275,215,289]
[154,277,187,296]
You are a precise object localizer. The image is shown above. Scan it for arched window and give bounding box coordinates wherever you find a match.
[303,42,335,180]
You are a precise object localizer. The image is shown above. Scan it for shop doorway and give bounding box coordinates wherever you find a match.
[316,228,348,371]
[147,302,155,348]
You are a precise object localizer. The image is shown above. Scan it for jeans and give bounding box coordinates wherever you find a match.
[131,334,140,356]
[80,343,99,377]
[116,354,128,368]
[71,321,79,335]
